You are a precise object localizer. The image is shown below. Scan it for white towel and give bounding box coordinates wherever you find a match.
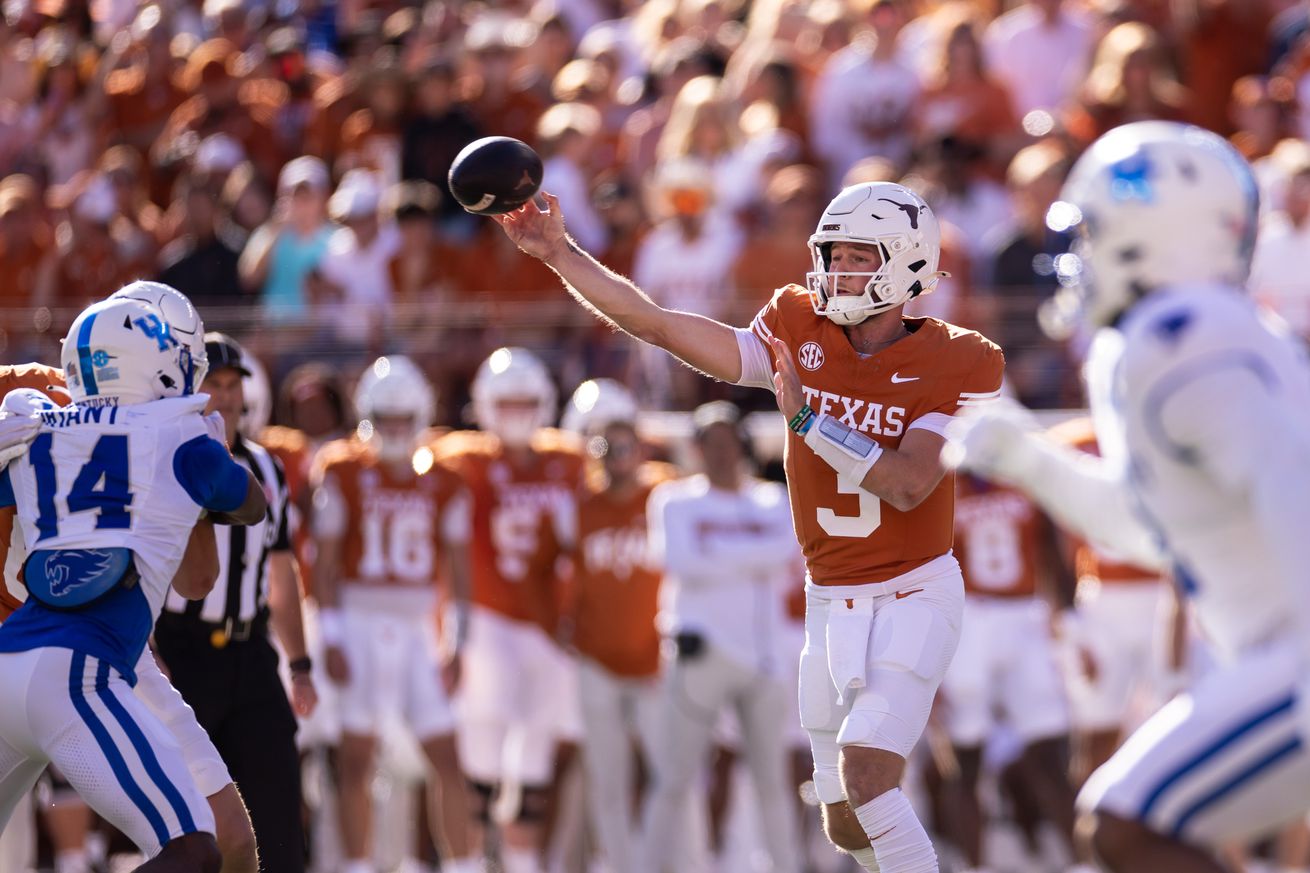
[826,596,875,706]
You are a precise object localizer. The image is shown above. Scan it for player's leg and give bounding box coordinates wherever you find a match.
[405,616,476,873]
[575,658,639,872]
[132,647,257,873]
[332,614,382,873]
[736,672,804,873]
[640,644,733,873]
[1080,641,1310,872]
[337,730,378,870]
[42,651,218,871]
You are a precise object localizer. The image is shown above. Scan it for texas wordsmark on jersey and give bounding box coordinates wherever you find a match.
[313,439,463,590]
[0,364,68,619]
[751,285,1004,585]
[954,476,1043,598]
[1047,417,1160,585]
[432,429,586,632]
[570,463,673,678]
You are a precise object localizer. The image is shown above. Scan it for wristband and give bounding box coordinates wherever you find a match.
[803,413,884,486]
[788,404,817,435]
[289,656,313,674]
[319,608,344,646]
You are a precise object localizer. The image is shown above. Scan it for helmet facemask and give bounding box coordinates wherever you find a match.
[806,236,930,326]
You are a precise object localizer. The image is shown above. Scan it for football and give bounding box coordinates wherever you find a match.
[448,136,544,215]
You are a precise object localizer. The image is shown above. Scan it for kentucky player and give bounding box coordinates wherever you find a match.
[0,296,266,872]
[947,121,1310,872]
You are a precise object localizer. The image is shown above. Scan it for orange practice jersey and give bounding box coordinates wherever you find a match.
[433,429,587,632]
[1049,417,1160,585]
[0,364,67,619]
[954,476,1044,598]
[751,285,1004,585]
[570,463,672,678]
[313,439,465,591]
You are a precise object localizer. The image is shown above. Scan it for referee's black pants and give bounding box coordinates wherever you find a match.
[154,615,304,873]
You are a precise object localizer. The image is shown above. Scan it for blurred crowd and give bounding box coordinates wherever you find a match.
[3,0,1310,417]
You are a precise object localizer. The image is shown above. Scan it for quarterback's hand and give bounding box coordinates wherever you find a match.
[290,671,318,717]
[325,645,350,686]
[765,336,805,420]
[496,192,570,263]
[941,399,1043,485]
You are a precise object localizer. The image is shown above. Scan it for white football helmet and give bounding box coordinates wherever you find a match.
[807,182,945,326]
[240,352,271,439]
[560,378,637,436]
[472,347,556,448]
[61,297,191,406]
[110,280,208,394]
[1043,121,1259,335]
[353,356,435,462]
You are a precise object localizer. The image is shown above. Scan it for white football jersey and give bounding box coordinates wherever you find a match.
[1085,283,1310,660]
[0,395,215,679]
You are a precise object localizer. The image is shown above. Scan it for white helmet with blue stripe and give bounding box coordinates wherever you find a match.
[109,280,208,394]
[60,297,193,406]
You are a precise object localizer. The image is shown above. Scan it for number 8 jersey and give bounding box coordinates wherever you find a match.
[751,285,1004,586]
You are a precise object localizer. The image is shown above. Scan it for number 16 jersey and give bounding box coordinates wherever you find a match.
[751,285,1004,586]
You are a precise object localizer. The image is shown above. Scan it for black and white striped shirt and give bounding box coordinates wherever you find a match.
[162,435,291,624]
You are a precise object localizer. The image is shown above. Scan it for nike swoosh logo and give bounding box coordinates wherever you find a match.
[890,373,919,383]
[894,588,923,600]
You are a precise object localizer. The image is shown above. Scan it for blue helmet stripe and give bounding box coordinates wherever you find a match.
[76,310,100,396]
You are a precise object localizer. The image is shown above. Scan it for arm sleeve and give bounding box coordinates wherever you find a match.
[172,435,250,513]
[734,327,775,390]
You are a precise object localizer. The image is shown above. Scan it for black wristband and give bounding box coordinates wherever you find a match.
[289,656,313,674]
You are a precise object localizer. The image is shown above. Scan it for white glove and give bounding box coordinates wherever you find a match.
[0,388,53,466]
[941,399,1045,486]
[203,411,228,446]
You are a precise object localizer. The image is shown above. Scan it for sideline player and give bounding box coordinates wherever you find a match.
[0,297,267,871]
[312,356,476,873]
[431,347,586,873]
[947,121,1310,871]
[496,182,1004,873]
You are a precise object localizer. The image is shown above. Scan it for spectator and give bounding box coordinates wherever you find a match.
[0,175,52,309]
[1065,21,1191,145]
[617,36,717,183]
[1251,147,1310,336]
[15,35,98,185]
[400,58,482,233]
[911,134,1014,273]
[538,102,610,254]
[461,13,546,148]
[983,0,1095,119]
[387,180,457,308]
[319,169,400,351]
[238,155,335,320]
[914,9,1020,176]
[157,173,245,309]
[336,57,409,184]
[1174,0,1270,136]
[99,146,159,268]
[99,8,185,164]
[730,163,823,310]
[808,0,920,187]
[1229,75,1298,162]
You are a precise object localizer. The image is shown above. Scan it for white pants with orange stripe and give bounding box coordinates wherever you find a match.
[0,647,215,857]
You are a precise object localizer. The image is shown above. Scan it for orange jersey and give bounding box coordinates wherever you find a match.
[570,463,673,678]
[954,476,1045,598]
[1048,417,1160,585]
[433,429,587,632]
[259,424,315,591]
[0,364,67,619]
[751,285,1005,585]
[313,439,466,592]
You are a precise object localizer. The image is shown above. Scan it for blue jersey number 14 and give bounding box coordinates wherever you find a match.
[29,433,133,541]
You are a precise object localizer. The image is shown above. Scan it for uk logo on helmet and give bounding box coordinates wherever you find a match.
[798,341,825,371]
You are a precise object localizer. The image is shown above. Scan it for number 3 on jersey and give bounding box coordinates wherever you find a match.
[29,433,133,541]
[817,473,881,538]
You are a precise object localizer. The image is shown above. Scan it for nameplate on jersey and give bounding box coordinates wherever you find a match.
[22,547,139,610]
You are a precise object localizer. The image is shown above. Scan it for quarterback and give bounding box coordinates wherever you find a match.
[497,181,1003,873]
[948,121,1310,872]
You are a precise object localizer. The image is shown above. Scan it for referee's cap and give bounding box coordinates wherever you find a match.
[204,332,252,377]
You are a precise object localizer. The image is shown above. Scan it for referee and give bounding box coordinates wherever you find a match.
[155,333,318,873]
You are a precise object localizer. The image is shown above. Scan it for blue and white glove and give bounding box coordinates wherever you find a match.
[941,398,1045,486]
[0,388,54,466]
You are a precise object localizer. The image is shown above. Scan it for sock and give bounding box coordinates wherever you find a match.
[853,788,938,873]
[850,846,881,871]
[501,847,543,873]
[342,860,375,873]
[55,850,90,873]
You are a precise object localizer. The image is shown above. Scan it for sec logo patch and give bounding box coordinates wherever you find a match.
[798,341,825,371]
